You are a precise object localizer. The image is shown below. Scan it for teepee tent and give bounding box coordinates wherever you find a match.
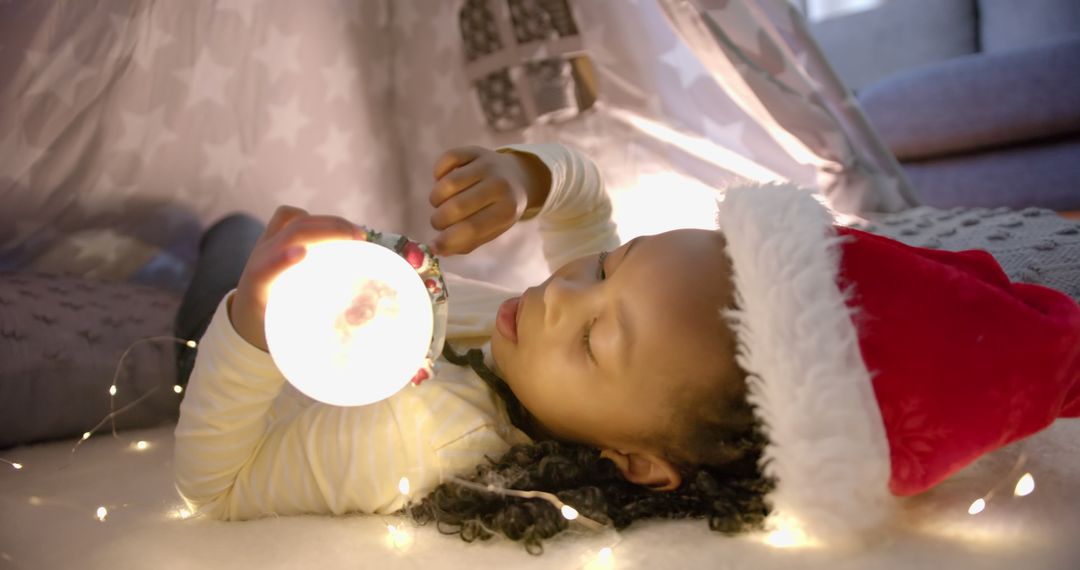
[2,2,1078,569]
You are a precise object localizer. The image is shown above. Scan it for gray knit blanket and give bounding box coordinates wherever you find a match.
[849,206,1080,304]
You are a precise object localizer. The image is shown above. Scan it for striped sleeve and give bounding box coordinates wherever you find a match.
[173,292,448,520]
[501,143,621,272]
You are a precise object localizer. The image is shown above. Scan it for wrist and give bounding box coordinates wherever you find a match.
[501,149,551,218]
[228,292,269,352]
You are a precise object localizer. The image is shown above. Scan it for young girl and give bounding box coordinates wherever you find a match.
[174,143,1080,551]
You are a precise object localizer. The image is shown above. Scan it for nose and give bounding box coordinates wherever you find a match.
[542,275,587,330]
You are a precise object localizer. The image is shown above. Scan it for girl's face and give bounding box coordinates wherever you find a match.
[490,229,737,473]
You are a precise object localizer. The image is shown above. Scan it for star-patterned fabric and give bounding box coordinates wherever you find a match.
[0,0,404,286]
[3,0,916,292]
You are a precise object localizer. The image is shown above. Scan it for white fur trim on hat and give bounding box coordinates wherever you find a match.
[716,183,893,545]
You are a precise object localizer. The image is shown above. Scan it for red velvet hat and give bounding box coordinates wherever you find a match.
[716,183,1080,544]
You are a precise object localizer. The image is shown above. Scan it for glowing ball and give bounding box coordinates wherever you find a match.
[264,235,447,407]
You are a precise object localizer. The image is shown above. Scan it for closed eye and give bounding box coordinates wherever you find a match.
[583,250,609,364]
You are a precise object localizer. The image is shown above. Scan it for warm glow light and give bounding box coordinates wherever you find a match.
[1014,473,1035,497]
[968,498,986,515]
[264,240,434,407]
[762,518,814,548]
[398,477,410,496]
[173,385,184,394]
[171,507,193,520]
[108,385,117,396]
[560,505,579,520]
[584,547,615,570]
[132,440,150,451]
[12,463,21,470]
[186,340,197,348]
[386,524,412,550]
[612,171,722,238]
[81,432,91,441]
[96,506,108,521]
[607,108,784,183]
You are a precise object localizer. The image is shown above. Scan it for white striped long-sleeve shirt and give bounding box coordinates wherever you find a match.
[172,143,620,520]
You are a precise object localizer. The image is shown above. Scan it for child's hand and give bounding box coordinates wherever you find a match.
[230,206,366,352]
[429,146,551,256]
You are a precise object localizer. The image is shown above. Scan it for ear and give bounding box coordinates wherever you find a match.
[600,449,682,491]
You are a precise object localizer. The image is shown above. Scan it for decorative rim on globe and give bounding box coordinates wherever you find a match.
[355,226,448,387]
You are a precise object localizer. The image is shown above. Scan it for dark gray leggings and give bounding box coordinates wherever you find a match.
[174,213,265,386]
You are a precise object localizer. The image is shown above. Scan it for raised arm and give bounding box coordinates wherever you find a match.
[503,143,621,273]
[429,143,620,273]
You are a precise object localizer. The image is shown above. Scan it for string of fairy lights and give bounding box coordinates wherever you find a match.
[0,334,621,567]
[0,332,1051,563]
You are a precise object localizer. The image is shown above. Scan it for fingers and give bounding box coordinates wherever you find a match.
[430,178,505,231]
[430,161,486,208]
[272,215,363,250]
[265,205,309,239]
[432,199,518,256]
[433,146,485,181]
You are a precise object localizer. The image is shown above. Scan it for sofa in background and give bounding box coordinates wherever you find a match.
[810,0,1080,211]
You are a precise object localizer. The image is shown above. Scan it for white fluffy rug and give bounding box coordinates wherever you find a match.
[2,420,1079,570]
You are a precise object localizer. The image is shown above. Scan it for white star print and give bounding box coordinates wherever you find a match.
[24,44,97,106]
[322,54,357,102]
[316,126,352,173]
[273,176,316,210]
[659,44,705,90]
[72,228,128,265]
[175,50,234,108]
[336,188,370,219]
[132,16,176,70]
[82,170,141,218]
[266,95,310,146]
[254,27,301,83]
[116,107,178,159]
[201,137,250,186]
[218,0,262,27]
[702,118,748,153]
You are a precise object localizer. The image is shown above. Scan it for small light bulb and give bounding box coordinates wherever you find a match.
[134,441,149,451]
[186,340,197,348]
[386,523,412,549]
[1014,473,1035,497]
[175,508,192,519]
[560,505,579,520]
[173,385,184,394]
[108,385,117,396]
[96,506,108,521]
[11,463,22,470]
[398,476,410,496]
[82,432,91,441]
[585,547,615,570]
[968,498,986,515]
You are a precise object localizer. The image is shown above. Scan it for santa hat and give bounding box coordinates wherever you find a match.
[716,183,1080,545]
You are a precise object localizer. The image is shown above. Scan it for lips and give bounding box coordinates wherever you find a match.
[496,295,521,344]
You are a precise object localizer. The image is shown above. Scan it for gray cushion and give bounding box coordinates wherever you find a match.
[810,0,978,91]
[0,271,182,449]
[979,0,1080,52]
[859,36,1080,161]
[903,135,1080,210]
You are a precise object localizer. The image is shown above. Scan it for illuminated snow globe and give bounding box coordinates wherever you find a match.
[263,228,448,407]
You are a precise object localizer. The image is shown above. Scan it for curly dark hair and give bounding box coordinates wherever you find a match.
[404,344,774,554]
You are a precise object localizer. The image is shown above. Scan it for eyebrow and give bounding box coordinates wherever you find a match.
[614,238,642,369]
